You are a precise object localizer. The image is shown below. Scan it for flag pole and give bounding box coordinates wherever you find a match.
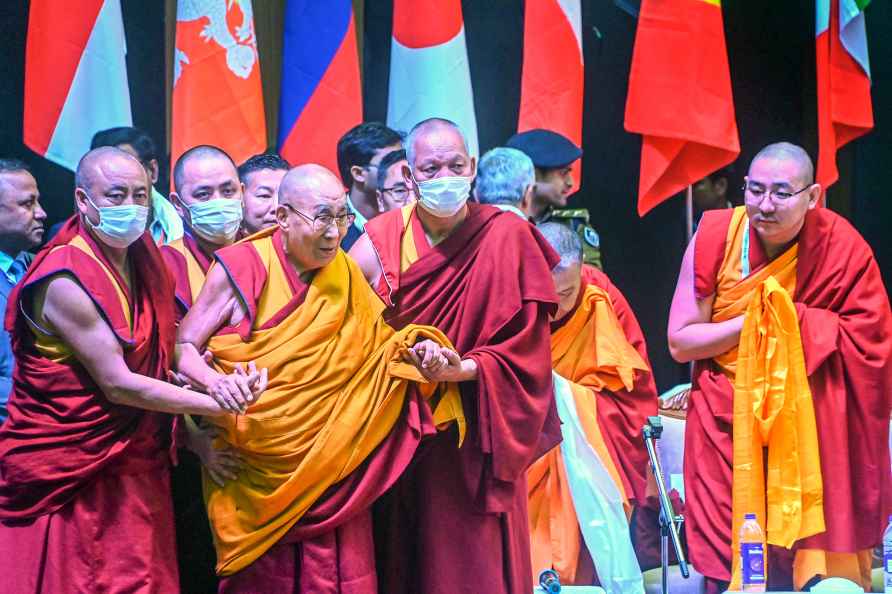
[685,184,695,383]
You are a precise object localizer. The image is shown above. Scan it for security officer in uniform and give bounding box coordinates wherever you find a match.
[506,129,602,270]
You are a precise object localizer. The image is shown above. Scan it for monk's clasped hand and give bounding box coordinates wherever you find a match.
[406,339,450,377]
[208,363,259,414]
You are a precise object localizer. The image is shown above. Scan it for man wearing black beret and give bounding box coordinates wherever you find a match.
[507,129,602,269]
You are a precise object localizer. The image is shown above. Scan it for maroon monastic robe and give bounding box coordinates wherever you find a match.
[0,217,179,593]
[686,207,892,585]
[365,203,561,594]
[160,230,212,319]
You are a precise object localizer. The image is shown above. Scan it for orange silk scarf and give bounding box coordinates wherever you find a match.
[711,209,824,589]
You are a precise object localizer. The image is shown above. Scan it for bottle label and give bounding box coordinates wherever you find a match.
[741,543,766,585]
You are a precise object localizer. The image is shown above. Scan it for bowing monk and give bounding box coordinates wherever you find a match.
[668,142,892,592]
[349,118,561,594]
[174,164,465,593]
[528,222,659,592]
[0,147,261,593]
[163,145,245,320]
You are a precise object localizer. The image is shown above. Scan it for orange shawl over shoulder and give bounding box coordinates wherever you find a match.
[527,284,650,584]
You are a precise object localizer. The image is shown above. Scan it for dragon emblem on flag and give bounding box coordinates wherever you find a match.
[174,0,258,85]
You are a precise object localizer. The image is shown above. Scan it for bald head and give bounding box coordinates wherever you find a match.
[405,118,470,167]
[538,222,583,271]
[173,145,237,195]
[277,164,349,274]
[750,142,814,187]
[75,146,146,191]
[279,164,345,210]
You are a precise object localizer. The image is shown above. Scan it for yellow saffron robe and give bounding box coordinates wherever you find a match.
[202,228,465,575]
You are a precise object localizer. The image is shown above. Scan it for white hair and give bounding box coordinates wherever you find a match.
[537,222,583,271]
[476,147,534,206]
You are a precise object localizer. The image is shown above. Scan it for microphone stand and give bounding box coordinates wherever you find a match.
[642,415,689,594]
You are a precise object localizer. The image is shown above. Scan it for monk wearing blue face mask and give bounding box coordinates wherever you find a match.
[163,145,245,322]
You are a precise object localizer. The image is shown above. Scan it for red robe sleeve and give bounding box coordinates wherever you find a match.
[794,208,892,551]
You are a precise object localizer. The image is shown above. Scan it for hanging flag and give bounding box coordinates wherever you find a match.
[517,0,584,191]
[23,0,132,170]
[172,0,266,172]
[815,0,873,191]
[278,0,362,174]
[624,0,740,216]
[387,0,478,156]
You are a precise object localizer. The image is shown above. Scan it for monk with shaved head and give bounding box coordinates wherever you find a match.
[350,118,561,594]
[668,142,892,592]
[174,163,465,592]
[163,145,246,320]
[0,147,258,592]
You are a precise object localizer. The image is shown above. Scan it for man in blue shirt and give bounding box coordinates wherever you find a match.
[0,159,47,421]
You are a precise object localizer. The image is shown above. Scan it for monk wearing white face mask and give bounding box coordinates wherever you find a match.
[349,117,562,594]
[162,145,246,322]
[0,147,262,593]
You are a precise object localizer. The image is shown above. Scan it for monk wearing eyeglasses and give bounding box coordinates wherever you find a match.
[174,163,465,593]
[668,142,892,593]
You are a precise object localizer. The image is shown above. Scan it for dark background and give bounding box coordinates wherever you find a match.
[1,0,890,392]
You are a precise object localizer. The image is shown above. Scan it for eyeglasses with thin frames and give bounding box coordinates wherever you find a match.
[742,180,811,202]
[380,184,412,204]
[281,203,356,233]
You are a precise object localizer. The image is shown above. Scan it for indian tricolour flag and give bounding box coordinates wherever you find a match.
[816,0,874,191]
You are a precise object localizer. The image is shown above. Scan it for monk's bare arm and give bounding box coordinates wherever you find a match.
[667,235,744,363]
[347,233,383,288]
[175,264,261,411]
[39,274,228,416]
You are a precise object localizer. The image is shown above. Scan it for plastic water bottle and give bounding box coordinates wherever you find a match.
[740,513,766,593]
[884,514,892,594]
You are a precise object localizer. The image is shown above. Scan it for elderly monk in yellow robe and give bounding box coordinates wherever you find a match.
[668,143,892,593]
[527,223,657,593]
[174,164,465,594]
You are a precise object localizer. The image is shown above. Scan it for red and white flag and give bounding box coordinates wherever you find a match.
[387,0,478,156]
[518,0,584,190]
[24,0,132,170]
[171,0,266,170]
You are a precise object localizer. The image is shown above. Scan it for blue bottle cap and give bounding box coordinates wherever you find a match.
[745,513,756,520]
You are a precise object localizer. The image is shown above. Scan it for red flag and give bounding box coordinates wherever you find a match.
[815,0,873,191]
[171,0,266,171]
[517,0,583,191]
[624,0,740,216]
